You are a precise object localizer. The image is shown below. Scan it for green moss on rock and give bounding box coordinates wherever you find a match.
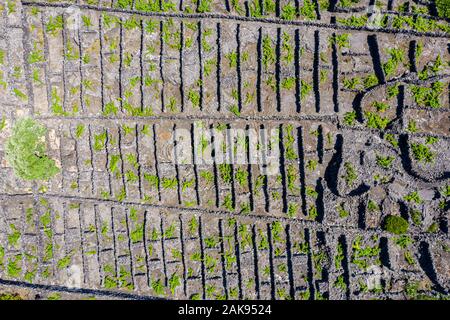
[383,215,409,235]
[5,117,59,181]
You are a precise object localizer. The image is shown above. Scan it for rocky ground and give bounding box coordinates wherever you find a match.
[0,0,448,300]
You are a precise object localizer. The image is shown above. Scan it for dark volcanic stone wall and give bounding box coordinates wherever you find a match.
[0,0,448,300]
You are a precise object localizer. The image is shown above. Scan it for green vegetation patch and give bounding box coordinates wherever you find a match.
[435,0,450,19]
[383,215,409,235]
[5,118,59,181]
[0,292,22,300]
[410,82,444,109]
[411,143,435,164]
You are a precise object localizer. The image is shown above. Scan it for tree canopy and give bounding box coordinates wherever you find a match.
[5,117,59,181]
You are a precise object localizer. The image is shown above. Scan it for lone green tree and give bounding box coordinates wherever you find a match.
[5,117,59,181]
